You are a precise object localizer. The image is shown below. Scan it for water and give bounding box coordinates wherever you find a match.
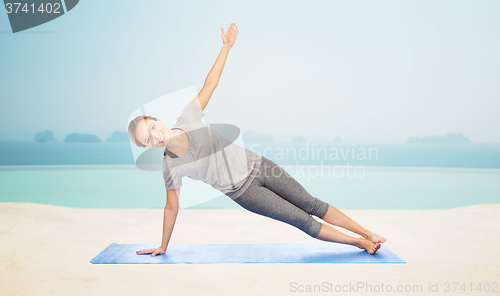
[1,141,499,209]
[1,141,499,168]
[0,141,134,165]
[0,165,499,210]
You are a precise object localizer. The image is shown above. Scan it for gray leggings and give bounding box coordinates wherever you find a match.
[231,156,330,238]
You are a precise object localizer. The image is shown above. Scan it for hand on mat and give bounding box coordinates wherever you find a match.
[221,22,238,48]
[136,247,166,257]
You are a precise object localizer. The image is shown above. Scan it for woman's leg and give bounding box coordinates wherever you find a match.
[257,157,385,245]
[321,205,386,244]
[233,157,381,254]
[255,157,330,219]
[233,176,325,239]
[315,224,381,255]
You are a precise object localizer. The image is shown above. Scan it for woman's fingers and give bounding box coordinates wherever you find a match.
[223,23,238,35]
[136,249,152,254]
[228,23,237,34]
[231,24,238,38]
[136,247,165,256]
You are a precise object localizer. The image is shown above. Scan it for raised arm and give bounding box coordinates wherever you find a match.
[194,23,239,112]
[136,187,180,256]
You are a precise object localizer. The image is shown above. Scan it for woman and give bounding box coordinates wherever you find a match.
[128,23,386,257]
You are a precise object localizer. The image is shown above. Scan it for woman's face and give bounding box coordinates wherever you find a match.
[135,118,169,148]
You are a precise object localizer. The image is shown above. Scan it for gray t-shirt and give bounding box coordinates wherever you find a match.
[162,100,262,200]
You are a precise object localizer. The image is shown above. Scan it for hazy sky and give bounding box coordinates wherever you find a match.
[1,0,499,143]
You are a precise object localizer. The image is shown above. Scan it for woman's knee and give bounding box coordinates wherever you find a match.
[290,214,323,238]
[304,216,324,238]
[314,199,330,219]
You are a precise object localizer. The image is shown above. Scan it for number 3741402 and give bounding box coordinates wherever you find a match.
[444,282,498,293]
[6,2,62,14]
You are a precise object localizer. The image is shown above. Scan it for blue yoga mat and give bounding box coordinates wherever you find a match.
[90,243,405,264]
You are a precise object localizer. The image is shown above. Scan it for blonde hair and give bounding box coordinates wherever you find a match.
[128,115,157,148]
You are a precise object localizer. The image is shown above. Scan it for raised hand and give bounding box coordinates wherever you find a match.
[136,247,166,257]
[221,22,238,48]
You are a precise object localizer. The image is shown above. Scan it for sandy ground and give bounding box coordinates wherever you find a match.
[1,202,499,296]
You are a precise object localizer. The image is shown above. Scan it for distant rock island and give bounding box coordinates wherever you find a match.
[407,133,473,144]
[107,131,130,142]
[291,135,306,143]
[64,133,101,143]
[242,131,274,143]
[35,130,56,143]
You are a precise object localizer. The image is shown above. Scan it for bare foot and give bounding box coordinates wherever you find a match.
[356,239,381,255]
[365,230,386,244]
